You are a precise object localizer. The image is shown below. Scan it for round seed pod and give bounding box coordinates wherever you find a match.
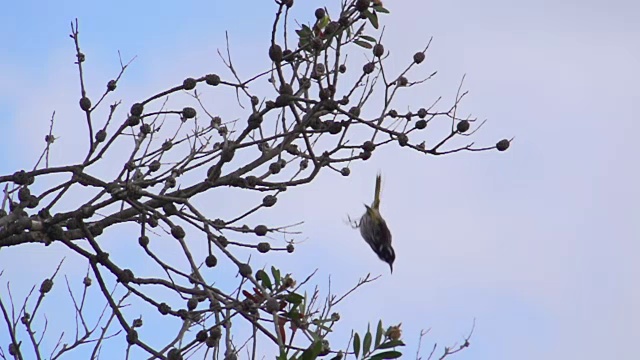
[257,242,271,253]
[282,49,294,62]
[269,162,282,174]
[238,263,252,277]
[373,44,384,58]
[456,120,470,133]
[149,160,161,172]
[262,195,277,207]
[205,254,218,268]
[138,235,149,247]
[95,129,107,142]
[248,112,263,129]
[40,279,53,294]
[79,97,91,111]
[362,141,375,152]
[254,225,268,236]
[280,83,293,96]
[275,95,292,107]
[496,139,510,151]
[187,297,198,311]
[126,329,138,345]
[158,302,171,315]
[363,62,375,74]
[355,0,371,11]
[130,103,144,116]
[171,225,185,239]
[127,115,140,127]
[206,74,221,86]
[196,330,208,342]
[140,123,152,134]
[397,134,409,147]
[18,187,30,202]
[269,44,283,62]
[182,107,197,119]
[167,348,182,360]
[183,77,197,90]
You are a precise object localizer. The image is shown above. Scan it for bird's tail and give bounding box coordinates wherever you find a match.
[372,172,382,210]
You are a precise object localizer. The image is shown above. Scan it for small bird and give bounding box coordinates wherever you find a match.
[358,173,396,273]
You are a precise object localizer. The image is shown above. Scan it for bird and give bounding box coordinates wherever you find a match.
[358,173,395,273]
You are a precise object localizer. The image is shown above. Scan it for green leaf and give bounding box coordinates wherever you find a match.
[377,340,405,350]
[353,333,361,358]
[299,24,312,35]
[373,5,390,14]
[315,323,333,332]
[309,331,321,342]
[258,270,272,290]
[375,320,383,347]
[363,10,379,29]
[360,35,377,43]
[363,326,372,356]
[271,266,281,287]
[287,307,300,319]
[287,292,304,305]
[300,341,323,360]
[368,350,402,360]
[277,350,287,360]
[300,291,307,315]
[296,28,312,38]
[354,40,373,49]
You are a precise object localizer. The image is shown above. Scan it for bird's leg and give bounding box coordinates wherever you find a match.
[346,214,361,229]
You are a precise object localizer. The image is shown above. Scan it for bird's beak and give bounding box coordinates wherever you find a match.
[389,263,393,274]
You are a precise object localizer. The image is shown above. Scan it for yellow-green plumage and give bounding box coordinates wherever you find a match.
[372,173,382,210]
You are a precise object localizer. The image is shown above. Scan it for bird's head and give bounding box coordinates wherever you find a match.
[380,244,396,273]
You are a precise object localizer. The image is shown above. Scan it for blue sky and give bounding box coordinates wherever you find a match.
[1,0,639,359]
